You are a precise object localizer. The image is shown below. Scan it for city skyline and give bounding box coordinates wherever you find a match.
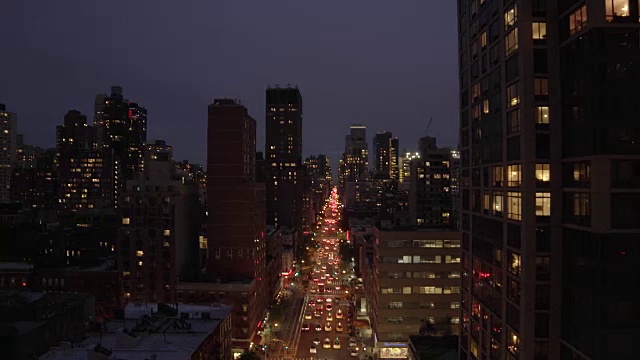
[0,1,459,167]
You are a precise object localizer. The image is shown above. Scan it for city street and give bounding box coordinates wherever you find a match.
[288,188,363,360]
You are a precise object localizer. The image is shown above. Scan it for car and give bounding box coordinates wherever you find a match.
[349,337,358,348]
[333,338,341,349]
[302,323,310,331]
[323,338,332,348]
[309,300,316,306]
[335,285,341,290]
[350,347,358,357]
[326,313,333,322]
[317,297,324,303]
[315,324,323,332]
[326,297,333,303]
[336,309,344,319]
[326,304,333,311]
[336,322,344,332]
[310,345,317,354]
[325,323,332,331]
[313,337,321,345]
[305,313,312,320]
[314,310,322,318]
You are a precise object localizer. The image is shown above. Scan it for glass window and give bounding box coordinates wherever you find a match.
[163,229,171,236]
[122,217,130,225]
[507,165,521,187]
[536,164,551,183]
[505,28,519,56]
[507,83,520,107]
[534,78,549,96]
[572,193,590,216]
[493,192,504,214]
[508,109,521,133]
[483,99,490,114]
[389,302,403,309]
[504,4,517,29]
[419,286,443,294]
[444,240,460,248]
[492,166,504,186]
[535,106,549,124]
[507,192,522,220]
[481,31,488,47]
[532,22,547,40]
[536,192,551,216]
[569,6,588,35]
[573,163,591,182]
[605,0,630,21]
[509,252,522,276]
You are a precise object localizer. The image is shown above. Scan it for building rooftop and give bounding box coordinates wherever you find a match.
[40,303,232,360]
[409,335,458,360]
[0,262,34,271]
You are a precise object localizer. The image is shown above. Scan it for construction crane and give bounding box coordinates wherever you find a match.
[425,117,433,137]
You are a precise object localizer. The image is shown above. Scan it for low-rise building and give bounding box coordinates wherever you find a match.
[0,291,94,360]
[365,228,461,357]
[408,335,458,360]
[39,303,233,360]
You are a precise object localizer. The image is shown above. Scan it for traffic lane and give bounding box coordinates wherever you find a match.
[296,322,353,359]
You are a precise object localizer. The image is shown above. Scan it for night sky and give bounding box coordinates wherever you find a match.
[0,1,458,167]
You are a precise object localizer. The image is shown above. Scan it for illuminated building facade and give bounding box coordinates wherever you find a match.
[93,86,147,203]
[117,140,200,305]
[339,124,369,195]
[374,131,399,180]
[400,151,421,184]
[265,85,304,229]
[457,1,640,359]
[0,104,17,204]
[56,110,114,212]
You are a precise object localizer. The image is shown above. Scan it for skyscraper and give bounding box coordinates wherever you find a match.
[207,98,267,344]
[265,85,303,229]
[117,140,200,305]
[390,137,400,181]
[56,110,113,212]
[339,124,369,192]
[94,86,147,196]
[373,131,392,179]
[457,2,640,359]
[0,104,17,204]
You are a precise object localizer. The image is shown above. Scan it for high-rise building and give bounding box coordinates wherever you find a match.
[409,137,457,227]
[339,125,369,194]
[457,2,640,359]
[265,85,303,229]
[374,131,393,179]
[390,137,400,181]
[117,141,201,304]
[304,155,333,224]
[93,86,147,192]
[206,99,267,343]
[117,140,200,305]
[56,110,113,212]
[0,104,17,204]
[400,150,420,185]
[11,135,56,211]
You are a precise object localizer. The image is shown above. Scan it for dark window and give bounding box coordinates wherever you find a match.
[536,134,550,159]
[611,193,640,229]
[536,227,551,252]
[507,223,521,249]
[507,302,520,331]
[533,49,548,73]
[535,313,549,337]
[535,284,550,310]
[506,55,519,82]
[507,136,521,161]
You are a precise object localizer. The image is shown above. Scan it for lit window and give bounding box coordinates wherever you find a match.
[505,28,518,56]
[492,166,504,186]
[481,31,488,47]
[482,99,490,114]
[535,106,549,124]
[605,0,629,21]
[535,192,551,216]
[199,236,207,249]
[507,192,522,220]
[532,22,547,40]
[573,163,590,182]
[535,164,550,183]
[504,4,517,29]
[569,6,588,35]
[163,229,171,236]
[493,192,504,213]
[507,83,520,107]
[136,250,144,257]
[507,165,521,187]
[509,252,522,276]
[137,261,143,266]
[508,330,520,356]
[419,286,443,294]
[122,217,130,225]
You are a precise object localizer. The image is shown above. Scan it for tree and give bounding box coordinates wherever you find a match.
[238,350,261,360]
